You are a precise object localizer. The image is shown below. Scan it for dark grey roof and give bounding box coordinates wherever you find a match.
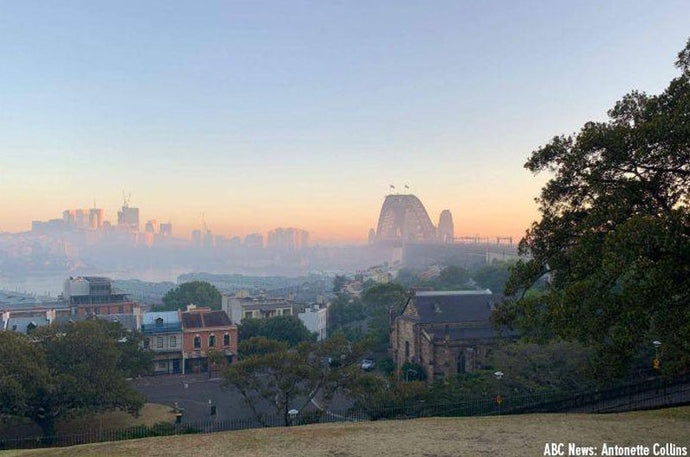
[181,310,232,329]
[409,291,500,324]
[4,316,51,333]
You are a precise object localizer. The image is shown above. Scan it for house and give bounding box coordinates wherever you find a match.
[297,303,328,341]
[142,311,183,375]
[390,290,514,383]
[222,293,329,340]
[180,305,238,374]
[221,294,295,323]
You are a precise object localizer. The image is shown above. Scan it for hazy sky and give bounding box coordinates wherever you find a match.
[1,1,688,242]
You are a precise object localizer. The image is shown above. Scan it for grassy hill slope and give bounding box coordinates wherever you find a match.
[5,407,690,457]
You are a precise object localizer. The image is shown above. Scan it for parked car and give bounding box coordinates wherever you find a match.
[360,359,375,371]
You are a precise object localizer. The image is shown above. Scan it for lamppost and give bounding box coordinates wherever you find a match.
[288,409,299,426]
[653,340,662,371]
[494,371,504,416]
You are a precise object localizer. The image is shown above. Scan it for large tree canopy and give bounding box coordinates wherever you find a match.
[495,39,690,374]
[221,334,368,426]
[159,280,221,310]
[1,321,147,437]
[239,315,315,347]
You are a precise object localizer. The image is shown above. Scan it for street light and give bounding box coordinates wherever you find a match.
[653,340,662,370]
[288,409,299,426]
[494,371,504,416]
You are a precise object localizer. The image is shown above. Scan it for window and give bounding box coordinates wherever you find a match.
[119,305,124,314]
[405,341,410,358]
[223,333,230,346]
[194,336,201,349]
[209,334,216,347]
[94,307,100,315]
[244,311,254,319]
[157,337,164,348]
[144,338,150,349]
[169,336,177,347]
[155,317,164,327]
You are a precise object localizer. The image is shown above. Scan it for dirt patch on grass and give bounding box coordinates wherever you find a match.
[5,407,690,457]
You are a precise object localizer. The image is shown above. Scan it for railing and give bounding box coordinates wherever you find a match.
[1,373,689,450]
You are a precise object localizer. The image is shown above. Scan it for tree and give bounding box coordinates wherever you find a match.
[101,320,154,377]
[332,275,348,294]
[221,334,367,425]
[0,332,51,426]
[473,262,513,294]
[361,282,409,346]
[496,38,690,374]
[436,265,471,290]
[159,281,221,310]
[239,315,315,346]
[328,294,365,329]
[1,321,146,437]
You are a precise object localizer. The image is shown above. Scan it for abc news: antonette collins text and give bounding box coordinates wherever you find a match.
[543,443,688,456]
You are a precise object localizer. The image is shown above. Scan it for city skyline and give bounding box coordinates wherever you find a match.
[2,2,689,242]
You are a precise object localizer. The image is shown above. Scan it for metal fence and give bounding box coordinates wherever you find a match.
[2,373,689,450]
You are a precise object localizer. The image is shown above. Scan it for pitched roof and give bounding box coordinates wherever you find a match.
[4,316,50,333]
[408,291,500,324]
[181,310,231,329]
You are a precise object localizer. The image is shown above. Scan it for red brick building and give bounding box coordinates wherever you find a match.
[180,306,238,374]
[63,276,139,317]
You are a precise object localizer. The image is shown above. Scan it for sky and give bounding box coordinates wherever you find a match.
[1,1,689,243]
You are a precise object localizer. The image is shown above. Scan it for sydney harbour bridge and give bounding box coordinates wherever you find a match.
[369,193,516,267]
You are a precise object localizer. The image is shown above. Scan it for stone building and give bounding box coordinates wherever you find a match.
[390,290,511,383]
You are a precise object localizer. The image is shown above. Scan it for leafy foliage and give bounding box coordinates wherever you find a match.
[496,39,690,374]
[239,315,315,346]
[0,321,146,437]
[473,262,514,294]
[159,281,221,310]
[328,294,365,329]
[221,334,368,425]
[332,275,348,294]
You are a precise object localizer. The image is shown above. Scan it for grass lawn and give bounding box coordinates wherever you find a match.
[0,403,174,441]
[3,406,690,457]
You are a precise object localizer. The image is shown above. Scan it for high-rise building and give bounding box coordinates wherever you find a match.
[159,222,173,237]
[62,209,90,229]
[144,219,159,234]
[89,208,104,229]
[117,205,140,231]
[244,233,264,248]
[191,229,202,246]
[267,227,309,251]
[437,209,454,243]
